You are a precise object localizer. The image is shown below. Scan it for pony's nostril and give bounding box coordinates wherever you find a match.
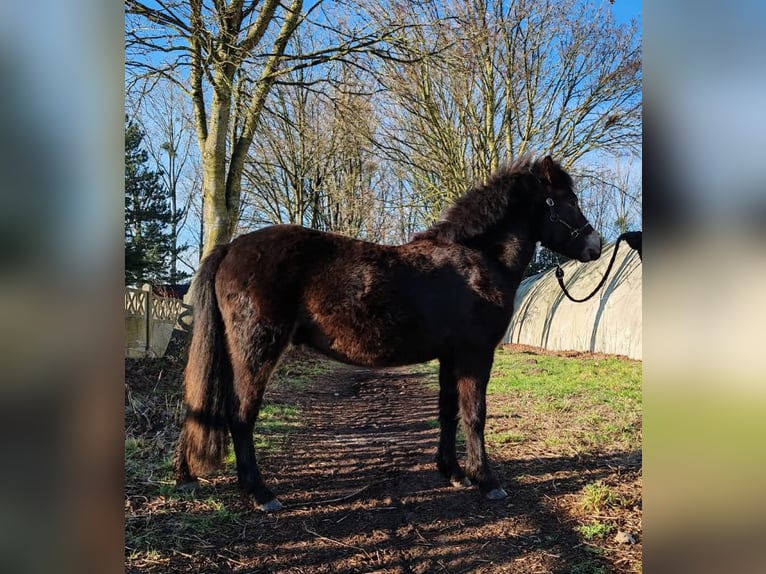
[581,244,601,262]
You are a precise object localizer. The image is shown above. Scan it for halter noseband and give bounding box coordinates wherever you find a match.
[545,197,591,239]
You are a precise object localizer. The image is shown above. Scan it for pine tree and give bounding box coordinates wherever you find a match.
[524,245,570,278]
[125,117,173,285]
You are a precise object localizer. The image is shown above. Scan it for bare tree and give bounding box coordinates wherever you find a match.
[373,0,641,227]
[582,155,642,241]
[126,0,414,257]
[128,80,198,282]
[239,42,394,242]
[612,156,642,235]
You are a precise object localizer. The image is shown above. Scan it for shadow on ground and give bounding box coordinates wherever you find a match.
[125,351,642,573]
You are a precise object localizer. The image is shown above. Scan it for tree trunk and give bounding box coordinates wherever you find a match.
[200,78,235,254]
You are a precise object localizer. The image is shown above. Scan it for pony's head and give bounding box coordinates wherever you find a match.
[528,156,602,262]
[414,155,602,264]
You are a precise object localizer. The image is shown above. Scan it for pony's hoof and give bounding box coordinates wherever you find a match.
[258,498,284,512]
[450,477,472,488]
[485,488,508,501]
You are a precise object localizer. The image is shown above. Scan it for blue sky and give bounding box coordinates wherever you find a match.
[128,0,642,262]
[610,0,642,26]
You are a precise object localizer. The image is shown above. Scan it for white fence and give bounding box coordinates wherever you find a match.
[125,285,192,358]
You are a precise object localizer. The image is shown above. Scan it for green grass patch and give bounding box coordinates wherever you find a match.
[258,403,301,430]
[125,436,142,458]
[125,496,242,554]
[178,499,242,532]
[270,349,338,391]
[405,347,641,457]
[571,560,610,574]
[408,360,440,389]
[488,347,641,455]
[414,348,639,406]
[252,403,302,453]
[489,348,641,404]
[487,430,525,445]
[575,522,615,540]
[410,360,440,374]
[579,481,621,513]
[125,435,175,485]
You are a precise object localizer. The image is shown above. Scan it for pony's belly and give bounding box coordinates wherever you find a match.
[292,323,437,368]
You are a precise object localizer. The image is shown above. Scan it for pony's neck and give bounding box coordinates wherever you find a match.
[486,225,538,279]
[415,171,531,245]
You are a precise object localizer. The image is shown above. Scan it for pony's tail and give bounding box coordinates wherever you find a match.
[174,244,231,482]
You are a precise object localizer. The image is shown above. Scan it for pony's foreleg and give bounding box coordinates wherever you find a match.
[456,352,507,500]
[436,357,469,487]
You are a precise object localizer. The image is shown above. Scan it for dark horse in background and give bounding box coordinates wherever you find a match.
[174,155,602,511]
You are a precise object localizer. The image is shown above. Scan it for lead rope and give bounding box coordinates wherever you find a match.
[554,232,630,303]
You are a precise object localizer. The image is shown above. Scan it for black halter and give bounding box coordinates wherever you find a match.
[545,197,592,239]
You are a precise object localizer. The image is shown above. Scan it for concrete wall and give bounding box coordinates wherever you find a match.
[125,286,190,358]
[504,241,642,359]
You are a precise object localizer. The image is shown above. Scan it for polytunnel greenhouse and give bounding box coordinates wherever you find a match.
[504,239,642,359]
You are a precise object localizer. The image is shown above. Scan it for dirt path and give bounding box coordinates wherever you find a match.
[221,361,637,573]
[126,352,641,573]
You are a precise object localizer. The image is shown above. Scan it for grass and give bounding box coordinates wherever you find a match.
[417,348,639,405]
[579,481,621,513]
[125,346,314,556]
[406,361,440,382]
[487,429,525,445]
[488,346,642,455]
[571,561,611,574]
[270,347,338,391]
[253,403,302,452]
[486,346,641,574]
[126,344,641,572]
[576,522,615,540]
[488,347,641,405]
[124,348,336,563]
[125,495,244,555]
[405,346,641,456]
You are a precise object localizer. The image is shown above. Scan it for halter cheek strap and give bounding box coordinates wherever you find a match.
[545,198,591,239]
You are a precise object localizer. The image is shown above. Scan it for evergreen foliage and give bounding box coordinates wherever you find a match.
[524,245,570,278]
[125,117,174,285]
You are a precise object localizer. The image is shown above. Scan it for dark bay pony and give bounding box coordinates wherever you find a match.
[174,155,602,511]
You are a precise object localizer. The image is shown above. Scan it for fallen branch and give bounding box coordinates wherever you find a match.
[302,525,370,558]
[285,483,378,508]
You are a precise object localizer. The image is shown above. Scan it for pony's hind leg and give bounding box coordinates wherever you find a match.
[224,313,293,512]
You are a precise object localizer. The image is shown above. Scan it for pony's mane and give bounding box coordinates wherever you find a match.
[414,155,569,243]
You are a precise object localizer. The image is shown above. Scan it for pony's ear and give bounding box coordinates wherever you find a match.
[541,155,555,183]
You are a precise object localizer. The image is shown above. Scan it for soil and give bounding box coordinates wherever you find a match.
[125,345,641,573]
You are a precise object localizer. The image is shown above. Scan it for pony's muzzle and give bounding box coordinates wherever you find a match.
[579,231,602,262]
